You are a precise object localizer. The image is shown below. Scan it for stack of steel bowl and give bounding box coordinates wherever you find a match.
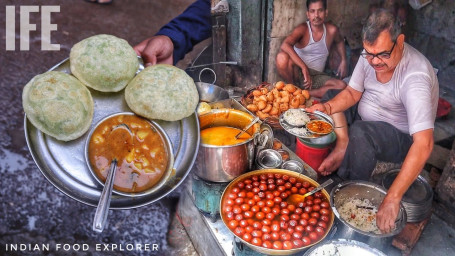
[382,169,433,222]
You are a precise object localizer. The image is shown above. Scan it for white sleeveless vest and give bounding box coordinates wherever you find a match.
[293,21,329,72]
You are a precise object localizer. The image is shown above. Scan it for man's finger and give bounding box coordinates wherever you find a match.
[133,39,148,56]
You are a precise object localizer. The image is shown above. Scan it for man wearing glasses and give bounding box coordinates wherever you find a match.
[308,9,438,233]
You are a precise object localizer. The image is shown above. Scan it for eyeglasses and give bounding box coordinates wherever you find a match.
[361,41,396,60]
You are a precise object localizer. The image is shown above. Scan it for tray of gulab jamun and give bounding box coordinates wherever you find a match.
[220,169,334,255]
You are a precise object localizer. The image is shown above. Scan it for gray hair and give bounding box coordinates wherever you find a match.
[362,8,401,44]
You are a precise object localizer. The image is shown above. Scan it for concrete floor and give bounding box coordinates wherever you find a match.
[1,1,455,256]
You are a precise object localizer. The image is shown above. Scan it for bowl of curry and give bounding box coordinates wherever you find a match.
[84,112,174,197]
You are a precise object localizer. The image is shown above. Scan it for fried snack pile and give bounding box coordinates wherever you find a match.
[245,81,310,120]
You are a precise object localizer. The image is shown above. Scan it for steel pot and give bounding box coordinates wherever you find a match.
[330,180,407,252]
[195,109,258,182]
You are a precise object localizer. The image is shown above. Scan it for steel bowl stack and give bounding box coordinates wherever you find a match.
[382,169,433,222]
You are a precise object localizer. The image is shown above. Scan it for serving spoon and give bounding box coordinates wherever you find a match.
[92,124,133,232]
[287,179,333,205]
[235,116,260,139]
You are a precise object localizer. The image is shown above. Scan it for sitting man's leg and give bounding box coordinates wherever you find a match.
[276,51,298,84]
[337,121,413,180]
[309,76,347,98]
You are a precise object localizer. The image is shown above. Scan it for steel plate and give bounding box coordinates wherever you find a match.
[24,58,200,209]
[279,109,334,139]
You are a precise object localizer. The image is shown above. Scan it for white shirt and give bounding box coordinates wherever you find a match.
[293,21,329,72]
[349,43,439,135]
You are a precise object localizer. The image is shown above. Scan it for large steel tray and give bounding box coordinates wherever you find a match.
[24,58,200,209]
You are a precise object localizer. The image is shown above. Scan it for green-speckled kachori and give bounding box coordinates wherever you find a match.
[22,71,94,141]
[125,64,199,121]
[70,34,138,92]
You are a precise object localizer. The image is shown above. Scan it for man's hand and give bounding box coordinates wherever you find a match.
[376,195,401,233]
[306,103,327,114]
[302,68,312,89]
[134,35,174,66]
[336,59,348,79]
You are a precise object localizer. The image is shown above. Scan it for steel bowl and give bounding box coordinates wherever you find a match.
[84,112,174,197]
[281,160,304,173]
[195,81,229,103]
[195,109,258,182]
[220,169,335,255]
[330,180,407,251]
[256,149,282,169]
[303,239,387,256]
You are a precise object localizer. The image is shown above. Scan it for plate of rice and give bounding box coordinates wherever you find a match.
[279,109,334,138]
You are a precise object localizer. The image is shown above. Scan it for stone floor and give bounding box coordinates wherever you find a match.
[1,1,455,256]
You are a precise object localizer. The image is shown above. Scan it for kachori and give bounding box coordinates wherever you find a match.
[22,71,94,141]
[70,34,138,92]
[125,64,199,121]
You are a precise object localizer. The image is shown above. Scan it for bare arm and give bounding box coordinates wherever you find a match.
[280,25,312,88]
[305,86,362,174]
[307,86,362,114]
[376,129,434,233]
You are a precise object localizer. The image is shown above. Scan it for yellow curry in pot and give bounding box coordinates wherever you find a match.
[88,114,169,193]
[200,126,252,146]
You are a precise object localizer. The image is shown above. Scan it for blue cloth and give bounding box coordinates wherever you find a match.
[155,0,211,64]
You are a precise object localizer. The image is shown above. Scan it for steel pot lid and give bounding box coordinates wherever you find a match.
[382,169,433,205]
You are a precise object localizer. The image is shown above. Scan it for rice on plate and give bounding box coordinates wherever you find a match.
[288,127,308,136]
[283,109,310,126]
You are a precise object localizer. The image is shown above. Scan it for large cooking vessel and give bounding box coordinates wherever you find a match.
[330,180,407,252]
[195,109,258,182]
[220,169,335,255]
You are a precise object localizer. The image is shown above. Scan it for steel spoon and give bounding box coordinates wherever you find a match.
[287,179,333,204]
[92,159,117,232]
[92,124,133,232]
[235,116,260,139]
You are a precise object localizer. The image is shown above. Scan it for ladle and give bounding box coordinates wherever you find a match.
[92,124,133,232]
[235,116,260,139]
[287,179,333,205]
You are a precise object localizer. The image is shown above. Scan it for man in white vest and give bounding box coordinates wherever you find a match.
[276,0,348,98]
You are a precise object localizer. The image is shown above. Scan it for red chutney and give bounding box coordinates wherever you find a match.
[88,114,169,193]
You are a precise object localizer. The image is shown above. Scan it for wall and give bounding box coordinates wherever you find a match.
[265,0,382,83]
[406,0,455,90]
